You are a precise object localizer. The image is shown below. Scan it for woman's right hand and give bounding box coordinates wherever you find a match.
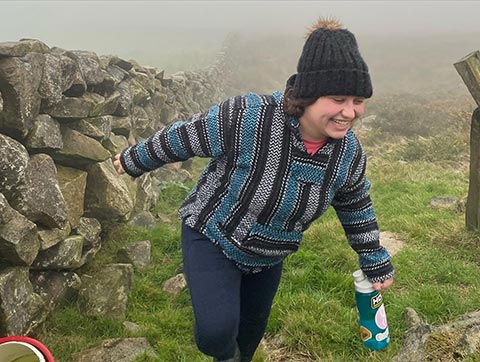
[113,154,126,175]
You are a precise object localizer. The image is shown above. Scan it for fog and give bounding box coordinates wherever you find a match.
[1,1,480,96]
[3,1,480,39]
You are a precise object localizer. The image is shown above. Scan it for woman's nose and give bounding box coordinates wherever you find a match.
[341,105,356,119]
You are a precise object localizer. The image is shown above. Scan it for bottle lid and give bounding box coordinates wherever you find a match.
[353,269,375,293]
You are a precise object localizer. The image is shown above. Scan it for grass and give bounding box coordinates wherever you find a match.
[38,138,480,361]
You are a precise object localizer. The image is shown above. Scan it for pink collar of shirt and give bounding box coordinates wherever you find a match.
[303,138,329,155]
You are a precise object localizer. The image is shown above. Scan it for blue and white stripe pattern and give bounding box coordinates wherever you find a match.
[121,92,394,282]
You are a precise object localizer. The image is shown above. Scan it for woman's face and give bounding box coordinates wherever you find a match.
[299,95,366,141]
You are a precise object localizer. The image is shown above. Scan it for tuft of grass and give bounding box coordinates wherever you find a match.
[424,330,464,361]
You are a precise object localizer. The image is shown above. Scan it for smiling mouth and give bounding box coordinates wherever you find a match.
[332,119,351,126]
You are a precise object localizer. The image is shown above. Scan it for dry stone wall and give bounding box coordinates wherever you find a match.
[0,38,226,335]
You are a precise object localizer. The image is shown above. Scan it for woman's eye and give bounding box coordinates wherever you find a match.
[354,99,365,105]
[332,98,344,103]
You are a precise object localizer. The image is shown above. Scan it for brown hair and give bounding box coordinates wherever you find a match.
[283,86,317,118]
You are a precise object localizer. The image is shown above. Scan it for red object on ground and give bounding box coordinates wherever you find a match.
[0,335,55,361]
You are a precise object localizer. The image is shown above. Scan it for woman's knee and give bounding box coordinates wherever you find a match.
[195,319,238,357]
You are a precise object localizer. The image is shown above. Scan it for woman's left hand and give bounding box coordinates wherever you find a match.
[372,277,393,291]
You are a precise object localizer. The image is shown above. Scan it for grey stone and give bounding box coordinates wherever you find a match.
[443,310,480,330]
[66,92,120,118]
[84,159,134,222]
[110,116,132,137]
[0,134,29,200]
[404,307,423,328]
[66,50,105,86]
[30,271,81,309]
[117,240,151,271]
[429,196,459,209]
[79,264,134,319]
[71,337,157,362]
[101,91,121,115]
[392,324,433,362]
[102,134,129,157]
[132,106,154,139]
[0,193,39,266]
[108,56,134,71]
[0,39,50,57]
[93,64,128,97]
[10,153,68,229]
[133,173,158,213]
[454,325,480,358]
[38,53,64,108]
[160,77,173,87]
[144,93,167,127]
[59,54,87,97]
[92,69,116,96]
[25,114,63,150]
[154,69,165,80]
[128,58,147,73]
[456,197,467,213]
[107,63,130,80]
[76,217,103,264]
[393,308,480,361]
[159,102,178,125]
[37,223,71,250]
[56,165,88,229]
[127,211,157,229]
[123,321,141,333]
[156,212,172,224]
[32,235,84,270]
[79,241,102,266]
[86,93,107,117]
[44,93,101,119]
[151,165,192,186]
[162,273,187,296]
[75,217,102,247]
[113,81,133,116]
[129,78,150,106]
[131,70,154,94]
[0,53,44,138]
[143,66,157,76]
[0,267,46,335]
[107,62,131,79]
[51,127,111,167]
[70,115,113,141]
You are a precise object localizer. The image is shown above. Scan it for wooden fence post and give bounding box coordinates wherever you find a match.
[455,51,480,106]
[454,51,480,230]
[466,109,480,230]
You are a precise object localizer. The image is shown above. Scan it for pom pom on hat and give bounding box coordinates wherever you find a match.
[289,17,372,99]
[305,17,343,39]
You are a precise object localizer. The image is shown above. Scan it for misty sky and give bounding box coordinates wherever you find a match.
[3,1,480,36]
[2,1,479,57]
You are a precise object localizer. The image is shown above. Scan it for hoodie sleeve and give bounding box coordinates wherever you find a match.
[120,97,236,178]
[331,145,394,283]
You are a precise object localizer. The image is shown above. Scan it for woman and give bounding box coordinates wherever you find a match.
[114,18,394,362]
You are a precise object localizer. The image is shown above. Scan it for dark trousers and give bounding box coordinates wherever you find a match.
[181,223,283,361]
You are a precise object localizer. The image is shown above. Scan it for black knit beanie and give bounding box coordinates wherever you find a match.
[288,18,372,99]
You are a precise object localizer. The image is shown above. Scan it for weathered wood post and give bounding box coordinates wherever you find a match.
[454,51,480,230]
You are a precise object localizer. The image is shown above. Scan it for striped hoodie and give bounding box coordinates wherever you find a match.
[120,92,394,282]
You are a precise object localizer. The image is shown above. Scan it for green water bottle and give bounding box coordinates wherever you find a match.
[353,269,390,350]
